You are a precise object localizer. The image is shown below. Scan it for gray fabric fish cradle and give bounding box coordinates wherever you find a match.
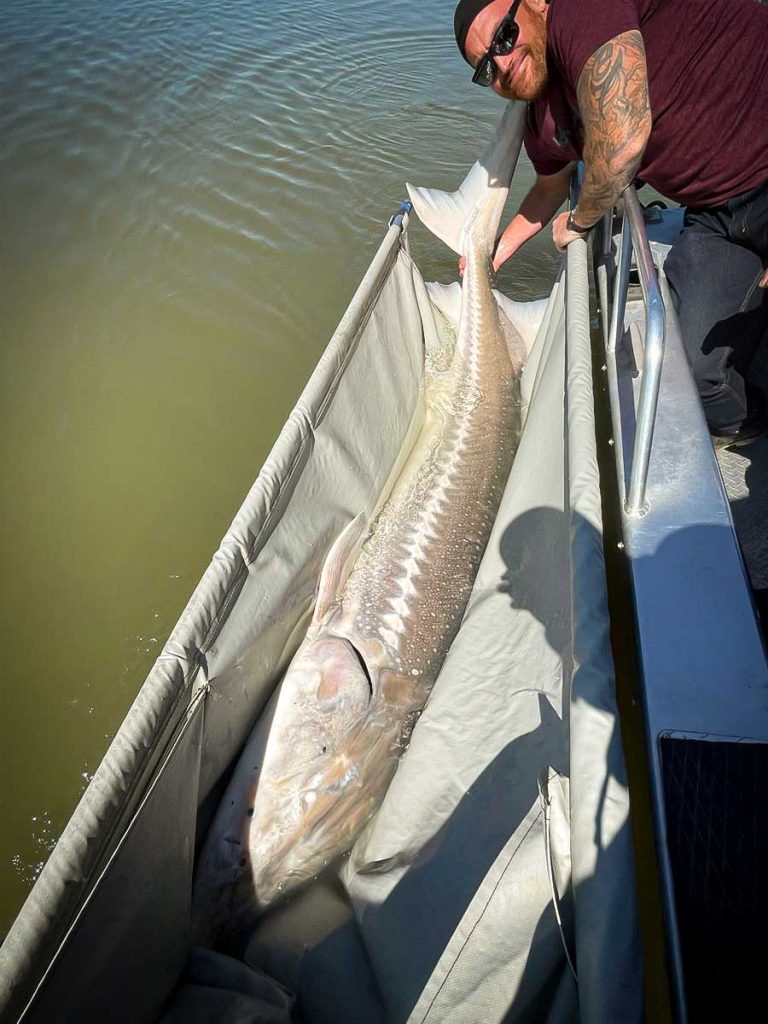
[0,200,641,1022]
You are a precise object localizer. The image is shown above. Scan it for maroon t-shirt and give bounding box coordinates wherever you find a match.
[525,0,768,206]
[524,72,581,176]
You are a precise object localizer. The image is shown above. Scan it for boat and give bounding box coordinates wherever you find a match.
[1,146,767,1022]
[590,187,768,1022]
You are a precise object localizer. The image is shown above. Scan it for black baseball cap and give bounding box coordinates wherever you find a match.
[454,0,496,64]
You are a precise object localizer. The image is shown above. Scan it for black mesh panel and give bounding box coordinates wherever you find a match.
[660,735,768,1021]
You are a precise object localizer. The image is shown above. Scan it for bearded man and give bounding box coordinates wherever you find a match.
[454,0,768,446]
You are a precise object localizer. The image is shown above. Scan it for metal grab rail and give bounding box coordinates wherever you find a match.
[604,185,667,516]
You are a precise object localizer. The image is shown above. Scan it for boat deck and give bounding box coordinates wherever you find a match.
[631,207,768,597]
[717,438,768,590]
[716,337,768,592]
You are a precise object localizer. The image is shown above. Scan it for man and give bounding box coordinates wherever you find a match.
[454,0,768,445]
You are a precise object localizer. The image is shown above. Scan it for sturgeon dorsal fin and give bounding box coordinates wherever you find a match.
[312,513,368,625]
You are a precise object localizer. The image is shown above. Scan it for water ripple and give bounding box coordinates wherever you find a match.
[0,0,557,935]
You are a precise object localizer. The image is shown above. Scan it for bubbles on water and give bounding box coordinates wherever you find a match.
[11,852,46,888]
[12,810,59,888]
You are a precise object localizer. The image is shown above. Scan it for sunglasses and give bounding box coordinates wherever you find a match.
[471,0,523,87]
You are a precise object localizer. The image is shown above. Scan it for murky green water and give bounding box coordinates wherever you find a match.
[0,0,558,934]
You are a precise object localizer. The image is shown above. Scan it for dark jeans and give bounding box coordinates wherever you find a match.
[665,176,768,434]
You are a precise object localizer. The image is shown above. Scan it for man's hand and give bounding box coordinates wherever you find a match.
[458,254,505,276]
[458,244,511,277]
[457,165,576,278]
[760,266,768,289]
[552,211,586,252]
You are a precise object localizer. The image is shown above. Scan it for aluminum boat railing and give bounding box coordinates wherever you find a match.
[584,180,768,1023]
[596,185,666,516]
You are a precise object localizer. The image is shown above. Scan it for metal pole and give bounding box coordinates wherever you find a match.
[623,186,666,516]
[607,213,631,354]
[595,211,613,343]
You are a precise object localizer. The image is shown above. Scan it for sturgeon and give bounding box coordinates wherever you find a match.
[193,101,528,944]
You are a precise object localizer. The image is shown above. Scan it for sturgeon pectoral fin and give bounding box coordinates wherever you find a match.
[426,280,531,371]
[426,281,462,325]
[312,513,368,626]
[494,294,549,357]
[496,304,528,373]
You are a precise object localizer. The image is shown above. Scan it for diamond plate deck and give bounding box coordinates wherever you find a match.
[716,437,768,589]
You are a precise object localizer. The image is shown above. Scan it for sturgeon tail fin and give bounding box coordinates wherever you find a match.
[406,101,527,257]
[406,163,489,257]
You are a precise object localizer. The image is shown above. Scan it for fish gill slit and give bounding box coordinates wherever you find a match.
[347,639,374,697]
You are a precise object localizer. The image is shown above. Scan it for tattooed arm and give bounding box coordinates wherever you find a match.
[571,30,652,229]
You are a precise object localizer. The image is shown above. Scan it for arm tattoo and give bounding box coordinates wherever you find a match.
[574,30,651,226]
